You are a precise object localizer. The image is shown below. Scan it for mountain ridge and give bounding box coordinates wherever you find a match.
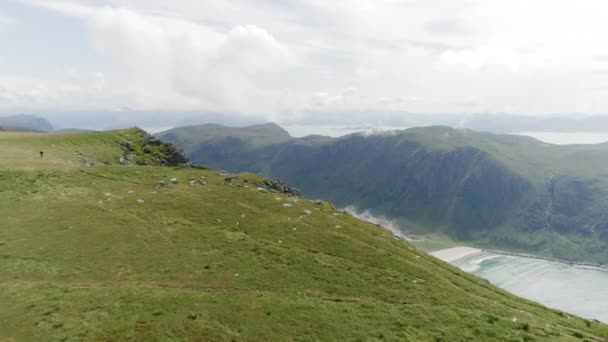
[0,114,54,132]
[3,128,606,340]
[158,123,608,263]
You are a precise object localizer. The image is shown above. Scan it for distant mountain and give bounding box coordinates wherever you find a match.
[157,122,292,153]
[159,123,608,264]
[0,114,54,132]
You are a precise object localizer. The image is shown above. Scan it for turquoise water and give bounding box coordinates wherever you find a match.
[456,254,608,322]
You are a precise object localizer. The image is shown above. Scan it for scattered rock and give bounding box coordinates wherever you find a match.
[224,176,238,183]
[104,193,112,196]
[188,179,196,186]
[257,187,269,193]
[121,141,134,152]
[158,180,167,187]
[282,203,293,207]
[303,209,312,216]
[118,156,129,165]
[216,219,222,223]
[170,178,179,184]
[137,199,145,203]
[264,179,301,197]
[314,200,324,205]
[128,191,134,194]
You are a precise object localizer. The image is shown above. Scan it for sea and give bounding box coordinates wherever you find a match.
[451,251,608,323]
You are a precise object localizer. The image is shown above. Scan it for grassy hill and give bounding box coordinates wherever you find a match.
[1,128,607,341]
[158,124,608,264]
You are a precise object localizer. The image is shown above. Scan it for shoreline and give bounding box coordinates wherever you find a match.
[431,246,608,273]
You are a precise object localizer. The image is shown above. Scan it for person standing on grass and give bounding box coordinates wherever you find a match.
[40,150,44,158]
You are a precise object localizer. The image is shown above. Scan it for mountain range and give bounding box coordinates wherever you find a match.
[0,114,54,132]
[3,128,605,340]
[159,123,608,263]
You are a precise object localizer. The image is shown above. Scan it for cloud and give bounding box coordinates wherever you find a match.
[7,0,608,126]
[20,1,294,114]
[0,14,17,29]
[343,206,411,240]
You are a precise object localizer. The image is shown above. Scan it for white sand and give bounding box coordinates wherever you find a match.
[431,247,483,263]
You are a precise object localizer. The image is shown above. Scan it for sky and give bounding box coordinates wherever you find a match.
[3,0,608,132]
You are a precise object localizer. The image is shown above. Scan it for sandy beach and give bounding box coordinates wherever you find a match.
[431,246,483,263]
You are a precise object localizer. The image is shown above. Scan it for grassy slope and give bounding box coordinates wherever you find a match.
[159,124,608,263]
[158,123,292,154]
[0,130,607,341]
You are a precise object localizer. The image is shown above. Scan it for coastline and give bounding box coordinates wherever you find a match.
[431,246,608,273]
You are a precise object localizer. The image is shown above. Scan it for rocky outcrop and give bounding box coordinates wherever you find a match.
[264,179,301,197]
[118,128,190,167]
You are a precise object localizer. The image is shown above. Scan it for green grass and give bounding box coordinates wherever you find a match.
[0,129,607,341]
[159,123,608,263]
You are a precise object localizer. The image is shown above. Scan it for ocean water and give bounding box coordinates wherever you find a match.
[516,131,608,145]
[455,253,608,322]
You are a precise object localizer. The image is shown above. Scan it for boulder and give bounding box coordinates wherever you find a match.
[264,179,301,197]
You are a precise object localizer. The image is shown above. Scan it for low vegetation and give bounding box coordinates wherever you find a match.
[0,129,606,340]
[159,123,608,263]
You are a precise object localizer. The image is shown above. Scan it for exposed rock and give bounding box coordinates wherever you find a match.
[121,141,134,152]
[158,181,167,187]
[303,209,312,216]
[257,187,269,193]
[170,178,179,184]
[135,128,189,166]
[283,203,293,207]
[264,179,301,197]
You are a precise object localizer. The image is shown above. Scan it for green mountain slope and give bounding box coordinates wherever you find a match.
[1,129,606,340]
[159,124,608,264]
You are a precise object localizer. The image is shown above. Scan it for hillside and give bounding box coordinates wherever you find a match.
[1,129,606,340]
[158,124,608,264]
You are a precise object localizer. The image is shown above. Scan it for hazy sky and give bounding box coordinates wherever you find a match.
[3,0,608,128]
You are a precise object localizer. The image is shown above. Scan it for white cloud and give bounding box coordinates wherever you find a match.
[21,1,294,114]
[6,0,608,125]
[0,14,17,29]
